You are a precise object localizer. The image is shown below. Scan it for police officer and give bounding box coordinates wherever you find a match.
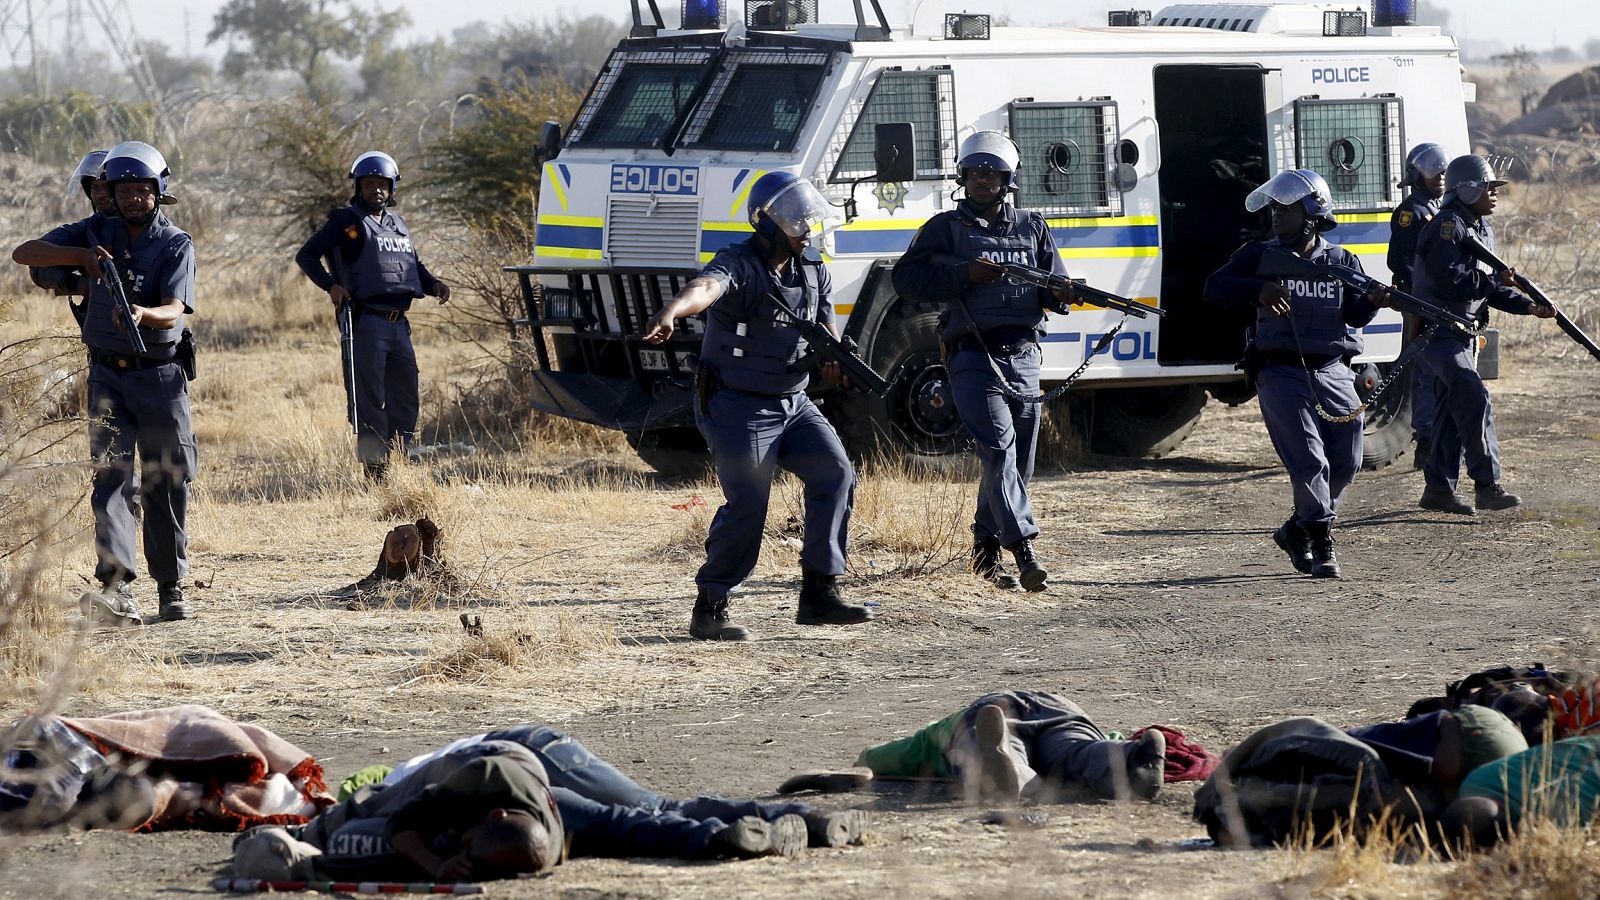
[642,171,872,641]
[1413,155,1556,515]
[1204,169,1387,579]
[891,131,1073,593]
[1389,142,1451,469]
[11,141,199,623]
[295,151,450,479]
[29,149,115,311]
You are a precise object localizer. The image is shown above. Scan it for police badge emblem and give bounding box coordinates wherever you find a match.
[1440,219,1457,241]
[873,181,906,215]
[1397,210,1414,228]
[345,225,360,241]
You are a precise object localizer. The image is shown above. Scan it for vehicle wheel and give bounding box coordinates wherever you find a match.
[829,306,971,472]
[626,427,712,478]
[1356,361,1411,471]
[1078,384,1207,458]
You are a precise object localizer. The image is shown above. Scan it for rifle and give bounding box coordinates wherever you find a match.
[1255,248,1481,338]
[99,257,148,356]
[993,261,1166,319]
[327,251,361,434]
[754,291,891,398]
[1459,234,1600,363]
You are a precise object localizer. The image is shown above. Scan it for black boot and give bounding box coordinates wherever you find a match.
[796,570,872,626]
[969,536,1020,590]
[1474,482,1522,511]
[1005,538,1048,592]
[157,581,193,621]
[709,814,807,859]
[1419,486,1475,515]
[1124,729,1167,802]
[1304,522,1341,579]
[689,588,750,641]
[1271,517,1313,575]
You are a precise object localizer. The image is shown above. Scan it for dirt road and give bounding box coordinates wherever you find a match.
[2,351,1596,898]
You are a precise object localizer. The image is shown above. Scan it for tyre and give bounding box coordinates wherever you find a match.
[1356,361,1411,471]
[1077,384,1207,459]
[626,427,712,478]
[829,306,971,472]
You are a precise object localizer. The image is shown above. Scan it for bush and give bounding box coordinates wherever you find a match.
[0,92,158,160]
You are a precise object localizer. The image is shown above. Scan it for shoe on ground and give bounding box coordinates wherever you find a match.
[776,768,875,795]
[157,581,193,621]
[710,814,808,859]
[1271,518,1313,575]
[1124,729,1167,802]
[1419,486,1474,516]
[689,588,750,641]
[1304,522,1341,580]
[969,536,1020,590]
[1474,482,1522,511]
[972,703,1021,805]
[802,809,870,847]
[796,569,872,626]
[1004,538,1048,593]
[79,581,142,627]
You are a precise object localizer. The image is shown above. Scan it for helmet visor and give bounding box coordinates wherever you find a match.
[1245,171,1317,213]
[1410,145,1451,179]
[760,179,833,238]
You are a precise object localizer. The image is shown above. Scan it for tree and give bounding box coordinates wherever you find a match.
[1491,47,1544,116]
[207,0,409,100]
[138,40,214,94]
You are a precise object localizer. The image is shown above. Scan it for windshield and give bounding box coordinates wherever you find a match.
[681,49,833,152]
[582,64,703,147]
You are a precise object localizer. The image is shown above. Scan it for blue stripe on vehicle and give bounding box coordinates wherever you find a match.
[537,223,604,250]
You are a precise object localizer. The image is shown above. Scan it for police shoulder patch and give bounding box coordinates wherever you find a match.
[1397,210,1414,228]
[1440,219,1458,241]
[344,225,360,241]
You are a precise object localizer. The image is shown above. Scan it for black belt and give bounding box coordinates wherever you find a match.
[357,305,406,322]
[952,334,1038,357]
[1261,350,1342,369]
[89,350,174,372]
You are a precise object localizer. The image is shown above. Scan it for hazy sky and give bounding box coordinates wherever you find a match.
[53,0,1600,58]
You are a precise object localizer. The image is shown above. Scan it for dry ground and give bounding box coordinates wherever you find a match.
[1,195,1598,897]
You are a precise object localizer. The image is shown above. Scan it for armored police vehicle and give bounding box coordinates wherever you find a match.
[512,0,1473,473]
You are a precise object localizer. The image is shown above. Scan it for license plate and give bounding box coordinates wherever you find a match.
[638,349,670,372]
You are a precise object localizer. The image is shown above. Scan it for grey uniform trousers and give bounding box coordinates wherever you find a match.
[352,312,420,465]
[1419,339,1501,492]
[694,388,854,597]
[1255,361,1363,526]
[946,690,1138,800]
[87,360,195,586]
[948,344,1041,546]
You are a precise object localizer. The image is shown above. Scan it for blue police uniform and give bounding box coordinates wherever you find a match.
[693,237,855,600]
[1389,189,1442,445]
[1412,199,1536,495]
[1206,237,1380,528]
[891,200,1065,549]
[40,211,197,588]
[296,206,441,464]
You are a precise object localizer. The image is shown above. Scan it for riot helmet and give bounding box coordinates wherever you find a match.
[71,148,109,199]
[1443,154,1507,206]
[103,141,172,225]
[1403,142,1450,189]
[348,150,398,206]
[956,131,1020,188]
[746,171,831,239]
[1245,168,1337,233]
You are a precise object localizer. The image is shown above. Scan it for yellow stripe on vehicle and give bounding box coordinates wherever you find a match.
[729,170,767,220]
[703,221,752,232]
[537,214,605,228]
[1342,243,1390,255]
[1059,247,1160,259]
[1339,212,1393,224]
[538,247,604,261]
[544,163,569,213]
[1044,214,1161,227]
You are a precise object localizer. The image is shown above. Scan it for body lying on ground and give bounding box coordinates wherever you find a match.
[1444,734,1600,847]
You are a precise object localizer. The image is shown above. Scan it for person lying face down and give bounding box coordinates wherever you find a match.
[1442,734,1600,849]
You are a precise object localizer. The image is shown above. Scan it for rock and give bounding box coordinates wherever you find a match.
[1539,65,1600,109]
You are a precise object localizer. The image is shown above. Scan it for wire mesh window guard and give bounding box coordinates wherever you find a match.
[680,48,834,151]
[1293,96,1404,212]
[568,47,717,147]
[828,67,956,183]
[1009,101,1122,217]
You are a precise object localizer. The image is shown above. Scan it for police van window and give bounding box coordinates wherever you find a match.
[1293,96,1404,212]
[1009,100,1123,217]
[566,47,718,148]
[680,48,835,152]
[828,67,956,183]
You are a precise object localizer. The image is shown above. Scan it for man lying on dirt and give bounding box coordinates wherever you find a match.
[235,726,868,882]
[804,690,1170,805]
[1193,706,1527,847]
[1442,734,1600,847]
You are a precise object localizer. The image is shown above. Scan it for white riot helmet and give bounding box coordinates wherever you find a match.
[71,149,109,199]
[956,131,1021,188]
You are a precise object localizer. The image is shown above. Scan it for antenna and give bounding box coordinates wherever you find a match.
[0,0,163,104]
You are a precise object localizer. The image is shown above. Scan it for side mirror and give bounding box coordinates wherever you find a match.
[538,120,563,162]
[873,122,916,182]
